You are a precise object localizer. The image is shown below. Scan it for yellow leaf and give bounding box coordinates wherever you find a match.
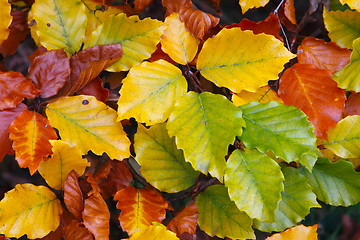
[0,184,62,239]
[197,28,295,93]
[117,60,187,125]
[130,224,179,240]
[84,13,164,72]
[38,140,90,190]
[266,224,318,240]
[232,85,284,106]
[340,0,360,11]
[239,0,270,13]
[160,13,200,65]
[0,0,11,45]
[46,95,131,160]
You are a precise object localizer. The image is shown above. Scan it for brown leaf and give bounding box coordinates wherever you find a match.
[162,0,193,16]
[0,71,40,110]
[0,103,27,160]
[94,160,112,182]
[284,0,296,25]
[179,8,220,39]
[76,77,109,103]
[86,172,102,197]
[64,170,84,220]
[167,202,198,236]
[132,0,155,13]
[63,220,94,240]
[27,49,70,98]
[344,93,360,117]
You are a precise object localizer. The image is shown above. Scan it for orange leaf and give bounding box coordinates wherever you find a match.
[278,64,346,139]
[86,172,102,197]
[0,71,40,111]
[179,8,220,39]
[266,224,318,240]
[114,186,168,235]
[64,170,84,220]
[167,202,198,236]
[284,0,296,25]
[298,37,351,74]
[162,0,193,16]
[8,110,58,174]
[344,92,360,117]
[63,220,94,240]
[0,103,27,160]
[76,77,109,103]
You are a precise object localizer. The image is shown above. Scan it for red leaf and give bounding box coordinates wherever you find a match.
[278,63,346,139]
[27,49,70,98]
[179,8,219,39]
[29,47,48,64]
[167,202,198,236]
[76,77,109,103]
[63,220,94,240]
[344,93,360,117]
[0,71,40,110]
[64,170,84,220]
[0,103,27,160]
[9,110,58,174]
[148,43,177,65]
[298,37,351,74]
[162,0,193,16]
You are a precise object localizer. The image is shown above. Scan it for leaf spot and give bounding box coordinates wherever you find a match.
[82,100,89,105]
[202,121,207,125]
[46,23,51,27]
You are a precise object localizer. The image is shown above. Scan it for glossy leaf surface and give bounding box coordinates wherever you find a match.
[232,85,283,106]
[266,224,318,240]
[239,0,270,13]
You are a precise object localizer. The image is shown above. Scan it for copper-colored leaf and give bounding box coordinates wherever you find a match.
[179,8,220,39]
[8,110,58,174]
[76,77,109,103]
[0,103,27,160]
[162,0,193,16]
[64,170,83,220]
[298,37,351,74]
[0,71,41,110]
[114,186,168,235]
[29,47,48,64]
[344,92,360,117]
[27,49,70,98]
[86,172,102,197]
[266,224,318,240]
[284,0,296,25]
[63,220,94,240]
[167,202,198,236]
[278,63,346,139]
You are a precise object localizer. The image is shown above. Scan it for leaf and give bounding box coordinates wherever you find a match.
[46,95,131,160]
[284,0,296,24]
[332,38,360,92]
[299,157,360,206]
[232,85,284,106]
[339,0,360,11]
[167,202,198,236]
[278,63,346,139]
[38,140,90,190]
[63,220,94,240]
[0,0,12,45]
[323,8,360,49]
[64,170,84,220]
[160,13,200,64]
[254,166,320,232]
[30,0,87,55]
[162,0,193,16]
[239,0,270,13]
[8,110,58,175]
[76,77,109,103]
[130,224,179,240]
[325,115,360,158]
[297,37,351,74]
[0,184,62,239]
[179,8,220,39]
[225,148,284,222]
[27,49,70,98]
[0,71,41,111]
[197,28,295,93]
[117,60,187,125]
[167,91,245,180]
[84,13,164,72]
[196,184,255,239]
[239,101,319,171]
[134,123,199,193]
[114,186,168,235]
[344,92,360,117]
[0,103,27,160]
[265,224,318,240]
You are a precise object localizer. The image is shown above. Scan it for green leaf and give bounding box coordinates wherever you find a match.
[254,165,320,232]
[84,13,164,71]
[299,157,360,206]
[167,91,245,180]
[196,185,255,239]
[134,123,199,193]
[332,38,360,92]
[239,101,319,171]
[30,0,87,55]
[225,148,284,222]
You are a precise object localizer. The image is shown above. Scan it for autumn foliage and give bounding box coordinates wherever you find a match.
[2,0,360,239]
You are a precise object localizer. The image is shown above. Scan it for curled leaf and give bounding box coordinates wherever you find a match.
[64,170,84,220]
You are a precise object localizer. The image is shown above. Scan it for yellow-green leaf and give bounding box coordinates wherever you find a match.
[160,12,200,65]
[130,224,179,240]
[0,0,11,45]
[84,13,164,72]
[117,60,187,125]
[339,0,360,11]
[239,0,270,13]
[38,140,90,190]
[46,95,131,160]
[197,28,295,93]
[29,0,87,55]
[0,184,62,239]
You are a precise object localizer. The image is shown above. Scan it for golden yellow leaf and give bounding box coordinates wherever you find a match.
[160,12,199,64]
[0,0,11,45]
[0,184,62,239]
[266,224,318,240]
[340,0,360,11]
[117,60,187,125]
[38,140,90,190]
[239,0,270,13]
[46,95,131,160]
[130,224,179,240]
[232,85,284,106]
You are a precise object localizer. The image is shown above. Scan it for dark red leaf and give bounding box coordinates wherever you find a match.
[64,170,84,220]
[63,220,94,240]
[76,77,109,103]
[148,43,177,65]
[344,93,360,117]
